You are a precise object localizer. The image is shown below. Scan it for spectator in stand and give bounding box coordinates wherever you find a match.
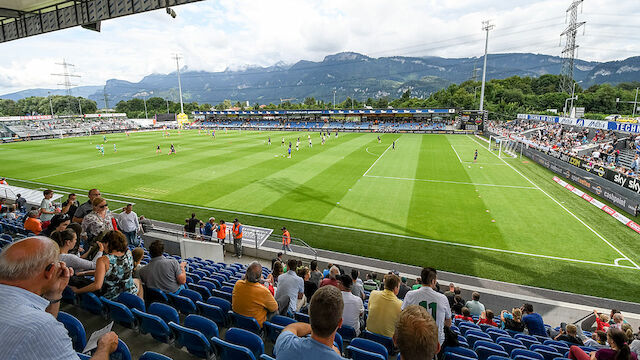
[184,213,203,235]
[309,260,323,287]
[272,252,284,270]
[629,330,640,355]
[70,230,142,300]
[41,214,70,237]
[394,305,440,360]
[52,228,103,273]
[320,266,340,288]
[117,204,140,246]
[273,286,343,360]
[267,261,284,287]
[478,310,498,327]
[521,303,547,337]
[39,189,59,224]
[138,240,186,294]
[276,259,305,316]
[0,236,119,360]
[444,282,456,306]
[232,261,278,327]
[465,292,485,317]
[337,274,364,335]
[139,215,153,233]
[5,205,17,220]
[402,267,452,346]
[322,263,333,278]
[366,273,403,338]
[594,310,612,332]
[501,308,525,332]
[610,313,625,330]
[24,210,42,235]
[81,197,115,251]
[201,217,215,240]
[397,276,411,300]
[363,273,379,291]
[297,266,317,308]
[584,330,609,349]
[351,269,365,300]
[61,193,78,217]
[455,307,474,322]
[569,328,636,360]
[15,193,27,211]
[555,324,584,345]
[73,188,101,223]
[412,277,422,290]
[131,247,145,276]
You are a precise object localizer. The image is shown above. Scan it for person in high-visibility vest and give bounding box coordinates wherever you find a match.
[232,218,243,258]
[281,226,292,252]
[215,219,227,244]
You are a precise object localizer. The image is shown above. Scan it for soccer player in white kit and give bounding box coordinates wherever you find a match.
[401,267,451,346]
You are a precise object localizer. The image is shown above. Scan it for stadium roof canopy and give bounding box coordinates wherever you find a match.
[0,0,203,43]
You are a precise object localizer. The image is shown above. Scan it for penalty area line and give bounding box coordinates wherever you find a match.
[450,144,463,163]
[363,174,538,189]
[468,134,640,270]
[7,176,636,270]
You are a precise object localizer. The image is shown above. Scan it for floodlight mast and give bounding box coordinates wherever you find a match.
[479,20,494,113]
[175,54,184,114]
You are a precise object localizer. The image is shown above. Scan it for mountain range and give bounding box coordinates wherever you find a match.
[2,52,639,107]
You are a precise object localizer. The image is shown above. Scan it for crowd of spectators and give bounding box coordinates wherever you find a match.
[488,119,640,179]
[6,118,140,138]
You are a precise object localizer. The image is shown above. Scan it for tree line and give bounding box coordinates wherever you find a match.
[0,95,97,117]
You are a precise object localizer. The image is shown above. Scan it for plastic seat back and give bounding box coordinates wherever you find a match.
[211,336,257,360]
[180,288,203,303]
[351,338,389,360]
[338,325,357,343]
[444,346,479,359]
[475,346,509,360]
[169,322,213,359]
[111,339,132,360]
[230,311,262,334]
[534,349,562,360]
[139,351,173,360]
[196,301,228,327]
[101,296,136,328]
[294,311,310,323]
[57,311,87,352]
[184,314,219,340]
[512,348,545,360]
[207,296,232,313]
[270,315,296,326]
[80,292,104,315]
[116,292,146,312]
[212,289,233,303]
[474,341,504,352]
[167,293,197,315]
[348,346,386,360]
[225,327,265,359]
[362,330,395,356]
[132,308,173,343]
[146,288,169,304]
[198,280,218,293]
[148,302,179,325]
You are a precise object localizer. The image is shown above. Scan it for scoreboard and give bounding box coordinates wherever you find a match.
[459,110,486,131]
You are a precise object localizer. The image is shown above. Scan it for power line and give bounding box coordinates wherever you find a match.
[559,0,586,94]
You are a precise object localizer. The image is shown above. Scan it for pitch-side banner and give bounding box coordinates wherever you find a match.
[553,177,640,234]
[516,114,639,134]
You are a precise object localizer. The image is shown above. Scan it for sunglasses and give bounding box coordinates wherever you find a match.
[99,203,108,208]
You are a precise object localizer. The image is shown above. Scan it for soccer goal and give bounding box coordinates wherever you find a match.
[488,135,518,158]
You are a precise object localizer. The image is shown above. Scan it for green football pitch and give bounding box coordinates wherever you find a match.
[2,129,639,301]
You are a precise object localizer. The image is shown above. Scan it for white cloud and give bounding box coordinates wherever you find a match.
[0,0,638,94]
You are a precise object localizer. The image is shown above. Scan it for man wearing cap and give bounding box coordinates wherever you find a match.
[282,227,292,252]
[232,218,243,258]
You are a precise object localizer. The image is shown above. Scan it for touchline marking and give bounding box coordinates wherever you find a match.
[468,134,640,269]
[450,144,463,163]
[362,138,397,176]
[363,174,538,189]
[6,176,637,270]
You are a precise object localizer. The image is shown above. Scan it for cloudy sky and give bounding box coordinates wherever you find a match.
[0,0,638,94]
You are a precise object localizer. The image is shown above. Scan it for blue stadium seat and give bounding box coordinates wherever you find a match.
[444,352,478,360]
[198,280,218,293]
[167,292,197,315]
[511,348,545,360]
[57,311,86,353]
[351,338,389,360]
[146,288,169,304]
[475,346,509,360]
[139,351,173,360]
[486,328,509,342]
[117,292,146,312]
[148,302,179,325]
[202,278,222,289]
[531,345,558,353]
[348,346,386,360]
[220,285,234,294]
[132,308,173,343]
[230,311,262,334]
[362,330,395,356]
[294,311,310,323]
[460,323,482,335]
[184,314,219,340]
[444,346,479,359]
[259,355,275,360]
[337,325,357,344]
[262,321,285,344]
[466,331,493,348]
[196,300,228,327]
[515,334,541,349]
[212,289,233,303]
[211,337,257,360]
[486,356,510,360]
[473,341,504,352]
[80,293,104,315]
[111,339,132,360]
[225,327,265,360]
[180,288,203,303]
[543,340,569,353]
[77,353,91,360]
[101,296,137,328]
[169,322,213,359]
[62,286,77,304]
[497,339,526,355]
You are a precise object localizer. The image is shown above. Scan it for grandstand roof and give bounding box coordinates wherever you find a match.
[0,0,203,43]
[194,108,457,116]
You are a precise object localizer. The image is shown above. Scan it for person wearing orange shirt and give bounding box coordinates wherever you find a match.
[23,210,43,235]
[215,219,227,244]
[282,226,292,252]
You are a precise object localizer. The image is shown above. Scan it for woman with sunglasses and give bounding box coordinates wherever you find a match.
[51,228,103,273]
[41,213,71,237]
[81,197,115,255]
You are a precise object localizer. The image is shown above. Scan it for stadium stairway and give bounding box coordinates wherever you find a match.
[140,220,640,331]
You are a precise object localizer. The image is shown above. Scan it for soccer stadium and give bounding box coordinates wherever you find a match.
[0,1,639,360]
